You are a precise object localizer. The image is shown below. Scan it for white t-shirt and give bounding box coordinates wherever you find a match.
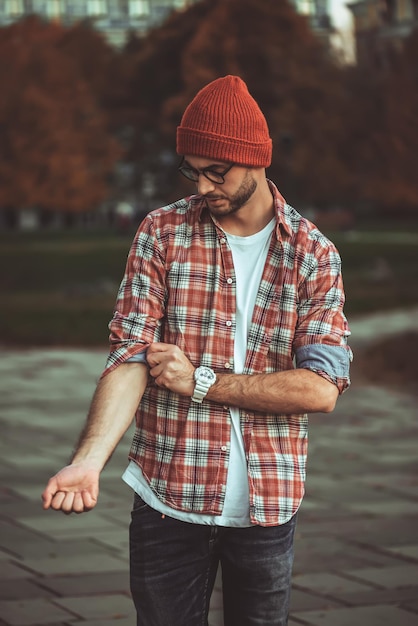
[123,218,275,526]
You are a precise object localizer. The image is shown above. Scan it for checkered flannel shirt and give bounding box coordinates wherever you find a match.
[103,181,351,526]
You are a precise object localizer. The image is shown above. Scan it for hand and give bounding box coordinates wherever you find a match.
[42,463,100,514]
[146,343,195,397]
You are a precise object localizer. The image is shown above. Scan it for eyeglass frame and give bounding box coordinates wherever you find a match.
[178,157,235,185]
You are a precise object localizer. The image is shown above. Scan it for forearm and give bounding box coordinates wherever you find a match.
[207,368,339,414]
[71,362,148,470]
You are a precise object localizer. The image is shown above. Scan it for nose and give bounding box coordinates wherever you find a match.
[197,174,216,196]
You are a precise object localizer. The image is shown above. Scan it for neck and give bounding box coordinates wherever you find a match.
[217,177,274,236]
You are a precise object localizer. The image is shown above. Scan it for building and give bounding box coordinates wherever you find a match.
[0,0,333,47]
[0,0,199,46]
[294,0,333,31]
[348,0,418,65]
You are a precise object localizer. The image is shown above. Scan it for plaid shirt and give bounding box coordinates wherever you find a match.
[104,181,351,526]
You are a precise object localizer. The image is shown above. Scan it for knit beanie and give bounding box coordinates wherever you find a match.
[176,75,272,168]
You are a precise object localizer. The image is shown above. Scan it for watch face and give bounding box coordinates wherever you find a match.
[195,366,216,384]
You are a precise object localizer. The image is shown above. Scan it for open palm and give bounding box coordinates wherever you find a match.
[42,463,100,514]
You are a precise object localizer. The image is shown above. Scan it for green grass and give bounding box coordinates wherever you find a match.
[1,227,417,347]
[0,230,133,347]
[331,231,418,317]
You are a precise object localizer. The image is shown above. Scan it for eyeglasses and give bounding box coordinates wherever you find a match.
[178,158,235,185]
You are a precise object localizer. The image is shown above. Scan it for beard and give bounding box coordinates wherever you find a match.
[204,170,257,216]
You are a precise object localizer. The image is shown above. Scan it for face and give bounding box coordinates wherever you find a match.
[183,156,258,219]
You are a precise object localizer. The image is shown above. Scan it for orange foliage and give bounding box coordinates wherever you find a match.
[0,16,122,213]
[2,2,415,216]
[121,0,356,208]
[120,0,418,213]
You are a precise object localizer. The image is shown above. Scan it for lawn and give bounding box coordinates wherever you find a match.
[0,230,134,347]
[332,230,418,315]
[1,225,418,347]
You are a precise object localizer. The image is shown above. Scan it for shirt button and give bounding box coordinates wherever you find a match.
[221,445,227,452]
[225,320,232,327]
[220,237,226,244]
[224,362,232,369]
[226,277,233,284]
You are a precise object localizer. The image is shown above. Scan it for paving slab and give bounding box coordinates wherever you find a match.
[80,620,134,626]
[38,572,130,596]
[346,499,418,515]
[18,552,128,577]
[0,599,76,626]
[293,572,375,595]
[292,604,418,626]
[54,594,134,621]
[343,564,418,589]
[1,308,418,625]
[296,511,418,546]
[290,588,344,612]
[334,585,418,607]
[19,513,124,536]
[0,561,36,581]
[0,520,51,551]
[385,544,418,560]
[0,580,54,602]
[404,600,418,614]
[89,531,130,553]
[292,534,401,574]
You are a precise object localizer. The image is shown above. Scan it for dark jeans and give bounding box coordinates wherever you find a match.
[129,494,297,626]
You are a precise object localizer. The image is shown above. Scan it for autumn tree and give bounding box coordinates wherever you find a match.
[120,0,354,208]
[59,19,129,131]
[334,27,418,217]
[369,30,418,214]
[0,16,121,218]
[117,0,215,202]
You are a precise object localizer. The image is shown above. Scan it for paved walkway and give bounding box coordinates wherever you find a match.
[1,308,418,625]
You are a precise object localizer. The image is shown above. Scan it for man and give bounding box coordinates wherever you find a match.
[42,75,352,626]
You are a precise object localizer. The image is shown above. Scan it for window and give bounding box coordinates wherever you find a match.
[87,0,106,16]
[5,0,24,15]
[107,0,120,17]
[128,0,149,16]
[31,0,47,14]
[65,0,87,16]
[46,0,61,17]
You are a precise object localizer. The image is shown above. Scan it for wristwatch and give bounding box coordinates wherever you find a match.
[191,366,217,403]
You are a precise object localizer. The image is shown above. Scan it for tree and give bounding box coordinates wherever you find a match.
[372,29,418,213]
[59,19,128,130]
[121,0,354,207]
[340,28,418,216]
[0,16,121,216]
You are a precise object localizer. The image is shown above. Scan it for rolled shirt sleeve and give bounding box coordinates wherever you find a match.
[101,215,166,379]
[292,233,352,394]
[295,342,352,394]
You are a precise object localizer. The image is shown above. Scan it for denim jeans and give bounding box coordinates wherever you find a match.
[129,494,297,626]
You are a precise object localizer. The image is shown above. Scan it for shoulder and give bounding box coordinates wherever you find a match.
[144,197,192,224]
[282,203,340,260]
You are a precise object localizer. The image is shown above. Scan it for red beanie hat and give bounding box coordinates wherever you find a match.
[176,75,272,168]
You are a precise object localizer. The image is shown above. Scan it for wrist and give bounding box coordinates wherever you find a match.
[191,366,217,403]
[70,449,107,472]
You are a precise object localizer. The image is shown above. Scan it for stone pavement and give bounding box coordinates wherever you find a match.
[1,307,418,626]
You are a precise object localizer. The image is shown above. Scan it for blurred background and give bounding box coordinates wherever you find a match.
[0,4,417,624]
[0,0,417,349]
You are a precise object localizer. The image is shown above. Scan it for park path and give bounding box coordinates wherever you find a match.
[0,307,418,625]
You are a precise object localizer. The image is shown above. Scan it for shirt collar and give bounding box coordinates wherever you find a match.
[189,179,293,241]
[267,179,293,241]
